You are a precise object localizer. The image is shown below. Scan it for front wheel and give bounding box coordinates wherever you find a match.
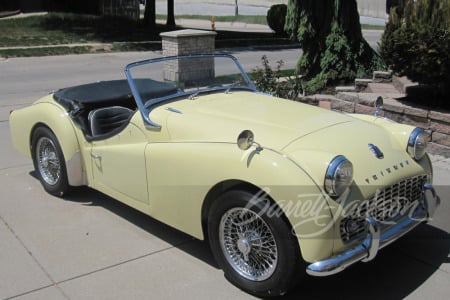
[31,126,70,197]
[208,190,304,297]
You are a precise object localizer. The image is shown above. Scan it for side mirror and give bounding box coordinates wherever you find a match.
[237,130,255,150]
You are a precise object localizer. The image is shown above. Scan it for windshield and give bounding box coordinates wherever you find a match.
[125,54,256,128]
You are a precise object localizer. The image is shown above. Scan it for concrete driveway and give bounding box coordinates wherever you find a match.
[0,51,449,299]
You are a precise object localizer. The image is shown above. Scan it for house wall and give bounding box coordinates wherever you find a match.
[357,0,388,19]
[99,0,139,19]
[19,0,43,12]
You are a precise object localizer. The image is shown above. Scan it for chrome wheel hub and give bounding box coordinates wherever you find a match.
[237,236,251,259]
[219,207,278,281]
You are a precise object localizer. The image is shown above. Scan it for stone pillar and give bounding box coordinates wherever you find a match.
[160,30,217,85]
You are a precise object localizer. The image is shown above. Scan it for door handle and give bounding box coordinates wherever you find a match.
[91,153,102,159]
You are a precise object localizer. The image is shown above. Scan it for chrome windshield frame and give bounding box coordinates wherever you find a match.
[124,53,257,129]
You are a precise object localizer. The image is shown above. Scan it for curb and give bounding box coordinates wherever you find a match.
[0,10,21,18]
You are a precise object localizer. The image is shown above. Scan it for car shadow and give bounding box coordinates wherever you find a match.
[32,174,449,299]
[284,224,450,300]
[61,185,219,268]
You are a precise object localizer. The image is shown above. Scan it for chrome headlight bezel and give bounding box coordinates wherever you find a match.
[407,128,428,160]
[325,155,354,198]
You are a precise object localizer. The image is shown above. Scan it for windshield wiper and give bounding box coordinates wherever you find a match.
[225,80,250,94]
[226,84,252,94]
[188,91,200,100]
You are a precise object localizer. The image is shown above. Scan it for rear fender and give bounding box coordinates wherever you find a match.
[10,98,85,186]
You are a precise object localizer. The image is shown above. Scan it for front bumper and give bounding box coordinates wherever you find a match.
[306,183,441,276]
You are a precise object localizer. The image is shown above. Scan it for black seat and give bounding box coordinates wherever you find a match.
[88,106,134,137]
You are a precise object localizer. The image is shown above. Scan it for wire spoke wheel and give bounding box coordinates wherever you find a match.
[209,189,303,296]
[219,207,278,281]
[36,137,61,186]
[31,127,69,197]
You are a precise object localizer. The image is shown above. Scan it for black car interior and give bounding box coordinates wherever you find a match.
[53,79,177,141]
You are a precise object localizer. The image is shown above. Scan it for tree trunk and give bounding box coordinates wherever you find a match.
[167,0,175,26]
[285,0,385,93]
[143,0,156,27]
[1,0,20,10]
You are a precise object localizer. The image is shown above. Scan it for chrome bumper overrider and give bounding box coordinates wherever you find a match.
[306,183,441,276]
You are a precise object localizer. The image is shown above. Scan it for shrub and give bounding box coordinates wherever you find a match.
[267,4,287,36]
[253,55,283,95]
[380,0,450,105]
[252,55,302,99]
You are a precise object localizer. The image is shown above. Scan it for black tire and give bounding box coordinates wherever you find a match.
[31,126,70,197]
[208,190,304,297]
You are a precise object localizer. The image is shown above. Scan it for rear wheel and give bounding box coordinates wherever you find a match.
[31,126,70,197]
[208,190,304,297]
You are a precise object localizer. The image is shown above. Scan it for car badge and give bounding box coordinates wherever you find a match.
[368,143,384,159]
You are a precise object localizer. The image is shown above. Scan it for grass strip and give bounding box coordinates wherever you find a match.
[0,46,96,58]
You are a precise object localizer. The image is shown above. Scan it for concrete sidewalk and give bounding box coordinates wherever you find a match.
[172,18,272,33]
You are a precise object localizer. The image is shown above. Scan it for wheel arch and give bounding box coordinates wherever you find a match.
[201,179,297,247]
[201,176,335,263]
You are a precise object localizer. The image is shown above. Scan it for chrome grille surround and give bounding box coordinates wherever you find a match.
[340,175,428,243]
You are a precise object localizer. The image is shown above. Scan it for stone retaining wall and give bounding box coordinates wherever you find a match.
[300,92,450,157]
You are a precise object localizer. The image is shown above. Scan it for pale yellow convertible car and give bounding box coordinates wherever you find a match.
[10,54,440,297]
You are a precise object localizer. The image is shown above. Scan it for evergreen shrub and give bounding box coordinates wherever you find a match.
[380,0,450,106]
[267,4,287,36]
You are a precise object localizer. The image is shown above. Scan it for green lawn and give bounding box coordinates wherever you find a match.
[0,12,382,57]
[0,13,163,48]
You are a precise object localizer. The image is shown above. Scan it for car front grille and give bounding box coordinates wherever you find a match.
[340,175,428,243]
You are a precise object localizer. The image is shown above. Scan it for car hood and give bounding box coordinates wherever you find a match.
[284,119,427,188]
[159,91,429,194]
[162,91,354,150]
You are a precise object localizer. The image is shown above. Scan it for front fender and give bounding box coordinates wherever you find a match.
[145,142,335,263]
[10,96,85,186]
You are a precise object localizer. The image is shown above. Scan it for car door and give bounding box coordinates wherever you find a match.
[90,121,149,205]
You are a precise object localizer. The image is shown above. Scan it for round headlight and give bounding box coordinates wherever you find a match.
[407,128,428,160]
[325,156,353,197]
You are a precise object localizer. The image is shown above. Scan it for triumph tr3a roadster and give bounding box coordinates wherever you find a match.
[9,54,440,297]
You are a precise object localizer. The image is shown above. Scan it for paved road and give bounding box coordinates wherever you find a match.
[0,49,302,107]
[0,51,449,299]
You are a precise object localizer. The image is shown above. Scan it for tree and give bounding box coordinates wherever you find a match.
[143,0,156,27]
[267,4,288,36]
[167,0,175,26]
[143,0,174,28]
[0,0,19,11]
[285,0,385,93]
